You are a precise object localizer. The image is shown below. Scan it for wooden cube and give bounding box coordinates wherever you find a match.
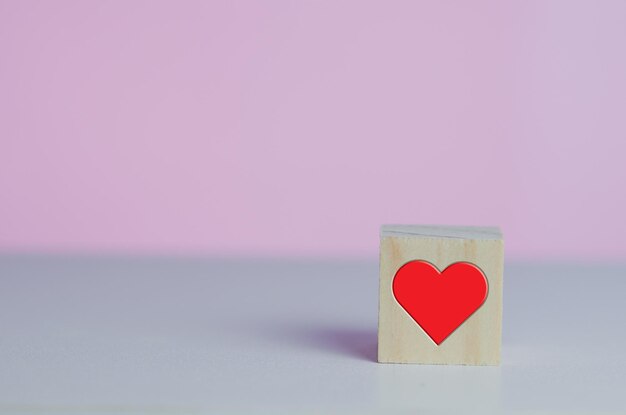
[378,225,504,365]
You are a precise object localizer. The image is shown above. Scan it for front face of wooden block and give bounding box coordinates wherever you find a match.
[378,235,503,365]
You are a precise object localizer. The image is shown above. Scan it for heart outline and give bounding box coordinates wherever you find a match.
[392,260,489,345]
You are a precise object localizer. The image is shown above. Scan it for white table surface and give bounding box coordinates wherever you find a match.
[1,255,625,414]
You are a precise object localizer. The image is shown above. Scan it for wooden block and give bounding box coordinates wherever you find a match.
[378,225,504,365]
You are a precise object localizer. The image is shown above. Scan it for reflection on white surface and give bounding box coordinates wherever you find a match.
[376,363,501,412]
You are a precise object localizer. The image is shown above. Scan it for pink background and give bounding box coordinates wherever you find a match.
[1,1,625,259]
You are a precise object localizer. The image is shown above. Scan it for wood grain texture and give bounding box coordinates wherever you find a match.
[378,225,504,365]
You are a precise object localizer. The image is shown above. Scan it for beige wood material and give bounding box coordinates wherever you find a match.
[378,225,504,365]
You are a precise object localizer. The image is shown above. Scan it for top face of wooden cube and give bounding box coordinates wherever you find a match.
[381,224,503,241]
[378,224,504,366]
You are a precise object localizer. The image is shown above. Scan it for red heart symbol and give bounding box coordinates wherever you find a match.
[392,260,488,345]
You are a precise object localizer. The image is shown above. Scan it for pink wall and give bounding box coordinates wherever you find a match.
[1,1,625,259]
